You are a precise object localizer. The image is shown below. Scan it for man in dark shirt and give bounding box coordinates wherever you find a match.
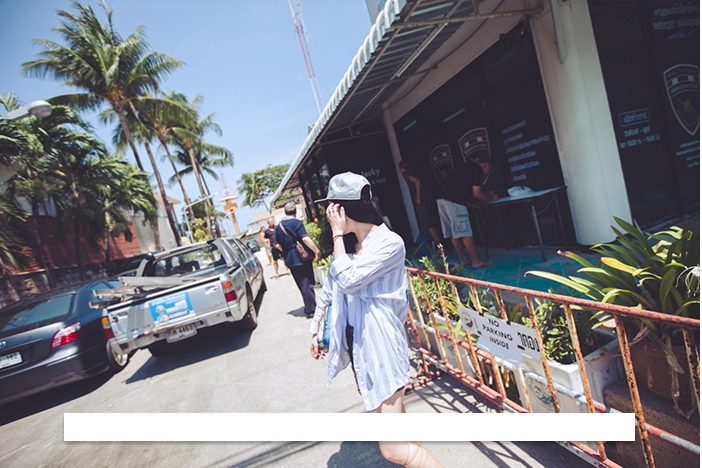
[398,161,443,247]
[436,157,497,269]
[275,202,320,318]
[264,218,288,279]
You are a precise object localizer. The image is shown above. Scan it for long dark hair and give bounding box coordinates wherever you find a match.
[343,232,359,253]
[336,199,384,226]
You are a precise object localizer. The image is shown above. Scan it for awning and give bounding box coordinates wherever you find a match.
[270,0,541,204]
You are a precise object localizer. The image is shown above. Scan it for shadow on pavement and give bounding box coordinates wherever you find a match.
[327,441,399,468]
[408,375,496,415]
[0,371,114,426]
[125,322,253,384]
[225,441,324,468]
[125,286,269,383]
[286,306,309,319]
[218,441,397,468]
[471,440,588,468]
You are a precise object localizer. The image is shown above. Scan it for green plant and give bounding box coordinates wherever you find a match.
[408,255,465,319]
[527,217,700,341]
[315,254,333,274]
[304,216,332,260]
[521,289,601,364]
[191,219,211,242]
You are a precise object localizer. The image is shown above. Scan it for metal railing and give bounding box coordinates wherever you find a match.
[405,266,700,468]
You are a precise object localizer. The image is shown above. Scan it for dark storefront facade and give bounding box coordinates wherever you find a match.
[392,23,572,247]
[589,0,699,227]
[296,133,413,241]
[273,0,699,250]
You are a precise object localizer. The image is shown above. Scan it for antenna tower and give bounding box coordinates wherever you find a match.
[288,0,324,115]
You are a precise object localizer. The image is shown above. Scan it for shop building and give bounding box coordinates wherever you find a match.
[272,0,699,249]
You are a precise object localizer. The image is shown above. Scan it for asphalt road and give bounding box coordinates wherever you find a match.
[0,252,593,468]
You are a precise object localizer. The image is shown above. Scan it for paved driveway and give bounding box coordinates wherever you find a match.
[0,252,592,467]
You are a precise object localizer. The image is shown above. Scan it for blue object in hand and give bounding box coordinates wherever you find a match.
[318,304,332,353]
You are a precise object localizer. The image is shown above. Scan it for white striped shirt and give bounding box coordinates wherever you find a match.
[310,224,410,411]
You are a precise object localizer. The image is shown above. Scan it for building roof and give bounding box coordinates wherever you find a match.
[153,192,182,206]
[270,0,541,203]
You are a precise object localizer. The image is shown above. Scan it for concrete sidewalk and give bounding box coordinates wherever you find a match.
[251,251,593,468]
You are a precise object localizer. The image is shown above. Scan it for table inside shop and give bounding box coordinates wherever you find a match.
[470,186,567,262]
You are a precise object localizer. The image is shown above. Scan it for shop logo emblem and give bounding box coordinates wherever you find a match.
[459,127,490,163]
[665,64,699,136]
[428,144,454,183]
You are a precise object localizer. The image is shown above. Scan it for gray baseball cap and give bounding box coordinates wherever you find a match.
[314,172,372,203]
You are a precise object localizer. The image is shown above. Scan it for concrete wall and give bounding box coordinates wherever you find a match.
[0,263,107,308]
[530,0,632,244]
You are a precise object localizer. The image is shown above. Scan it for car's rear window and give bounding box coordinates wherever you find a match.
[0,294,75,333]
[151,244,226,277]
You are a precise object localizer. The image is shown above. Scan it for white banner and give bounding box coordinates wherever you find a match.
[64,413,634,442]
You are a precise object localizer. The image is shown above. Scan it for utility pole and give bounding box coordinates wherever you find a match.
[288,0,324,115]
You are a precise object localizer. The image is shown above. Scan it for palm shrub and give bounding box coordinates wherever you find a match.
[527,217,700,341]
[527,217,699,415]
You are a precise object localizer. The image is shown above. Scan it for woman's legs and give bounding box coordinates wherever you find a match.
[376,390,443,468]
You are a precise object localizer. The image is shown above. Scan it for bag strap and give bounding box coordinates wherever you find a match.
[279,220,300,243]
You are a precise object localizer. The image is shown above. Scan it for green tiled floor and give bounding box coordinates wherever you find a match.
[409,244,600,294]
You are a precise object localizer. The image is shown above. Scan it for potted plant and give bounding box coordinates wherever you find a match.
[527,217,700,418]
[407,255,477,374]
[304,216,332,286]
[510,289,626,425]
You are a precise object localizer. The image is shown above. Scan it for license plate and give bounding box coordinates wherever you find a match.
[166,324,197,343]
[0,351,22,370]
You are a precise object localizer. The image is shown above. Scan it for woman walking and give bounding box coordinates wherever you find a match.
[309,172,443,468]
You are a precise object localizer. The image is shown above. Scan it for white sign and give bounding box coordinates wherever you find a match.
[457,306,543,365]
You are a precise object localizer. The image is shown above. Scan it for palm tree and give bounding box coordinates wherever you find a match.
[102,92,197,225]
[167,93,233,238]
[4,104,147,281]
[96,161,157,274]
[0,193,29,284]
[237,172,270,212]
[23,1,182,172]
[0,92,42,166]
[169,138,234,192]
[30,106,117,280]
[1,93,60,286]
[51,140,122,281]
[101,96,190,247]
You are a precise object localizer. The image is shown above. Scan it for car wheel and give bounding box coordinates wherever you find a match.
[148,341,172,358]
[239,289,258,330]
[106,341,129,373]
[260,277,267,294]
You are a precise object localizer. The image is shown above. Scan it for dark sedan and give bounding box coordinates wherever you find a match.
[0,279,131,406]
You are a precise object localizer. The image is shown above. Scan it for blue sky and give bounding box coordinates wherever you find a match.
[0,0,374,233]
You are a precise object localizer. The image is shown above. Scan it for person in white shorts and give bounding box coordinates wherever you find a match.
[435,157,497,269]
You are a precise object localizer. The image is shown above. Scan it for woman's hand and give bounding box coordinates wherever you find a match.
[310,337,326,360]
[326,202,346,237]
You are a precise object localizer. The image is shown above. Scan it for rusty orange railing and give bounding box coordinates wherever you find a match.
[405,266,700,468]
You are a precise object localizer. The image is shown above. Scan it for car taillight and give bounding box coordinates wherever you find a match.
[101,316,114,339]
[52,322,83,348]
[222,280,237,302]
